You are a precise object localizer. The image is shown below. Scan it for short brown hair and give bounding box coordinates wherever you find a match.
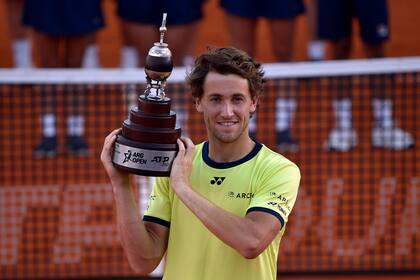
[186,47,265,100]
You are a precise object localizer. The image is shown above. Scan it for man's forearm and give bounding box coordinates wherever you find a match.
[174,184,279,258]
[112,178,162,267]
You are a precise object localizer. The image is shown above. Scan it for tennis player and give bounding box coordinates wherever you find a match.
[101,47,301,280]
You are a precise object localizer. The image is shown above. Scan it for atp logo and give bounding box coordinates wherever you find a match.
[210,177,226,186]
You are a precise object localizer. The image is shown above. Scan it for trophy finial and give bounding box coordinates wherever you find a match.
[159,13,167,44]
[144,13,173,100]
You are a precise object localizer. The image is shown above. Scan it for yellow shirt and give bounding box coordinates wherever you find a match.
[144,141,300,280]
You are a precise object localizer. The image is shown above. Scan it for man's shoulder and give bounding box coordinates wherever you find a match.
[193,141,205,157]
[257,144,300,174]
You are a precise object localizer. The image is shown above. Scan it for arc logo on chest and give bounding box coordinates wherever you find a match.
[210,177,226,186]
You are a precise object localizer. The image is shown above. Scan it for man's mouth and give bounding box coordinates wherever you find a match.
[217,121,237,127]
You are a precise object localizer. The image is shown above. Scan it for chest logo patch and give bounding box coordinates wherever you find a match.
[210,177,226,185]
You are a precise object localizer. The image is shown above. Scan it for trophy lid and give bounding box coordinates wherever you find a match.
[148,42,172,59]
[148,13,171,58]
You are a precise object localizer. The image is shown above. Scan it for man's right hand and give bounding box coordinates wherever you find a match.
[100,129,169,274]
[100,128,128,185]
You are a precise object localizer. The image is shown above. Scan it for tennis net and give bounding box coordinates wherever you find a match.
[1,57,419,278]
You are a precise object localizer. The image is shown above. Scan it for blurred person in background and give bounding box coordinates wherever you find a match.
[306,0,326,61]
[318,0,415,151]
[23,0,104,157]
[117,0,206,68]
[220,0,305,153]
[117,0,206,135]
[5,0,33,68]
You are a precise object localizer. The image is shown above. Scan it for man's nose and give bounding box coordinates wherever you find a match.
[221,102,234,117]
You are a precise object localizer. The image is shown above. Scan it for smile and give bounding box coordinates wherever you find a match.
[217,121,237,126]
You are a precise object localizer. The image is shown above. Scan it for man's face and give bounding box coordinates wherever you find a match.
[196,72,257,144]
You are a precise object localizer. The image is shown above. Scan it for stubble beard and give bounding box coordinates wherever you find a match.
[208,118,249,144]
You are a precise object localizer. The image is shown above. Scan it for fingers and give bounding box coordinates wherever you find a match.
[171,138,195,184]
[180,137,195,158]
[180,137,194,148]
[177,137,194,155]
[105,128,121,147]
[177,138,185,152]
[105,128,121,145]
[101,128,121,163]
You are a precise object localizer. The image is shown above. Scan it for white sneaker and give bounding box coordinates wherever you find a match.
[324,128,358,152]
[372,127,415,150]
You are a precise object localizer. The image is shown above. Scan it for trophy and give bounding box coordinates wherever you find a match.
[112,13,181,176]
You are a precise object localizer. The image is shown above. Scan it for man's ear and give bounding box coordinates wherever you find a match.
[195,98,203,112]
[250,97,258,115]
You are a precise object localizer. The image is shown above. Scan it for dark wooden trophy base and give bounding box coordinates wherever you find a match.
[112,94,181,176]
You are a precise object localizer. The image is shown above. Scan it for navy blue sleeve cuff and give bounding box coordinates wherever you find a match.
[143,215,170,228]
[246,207,285,228]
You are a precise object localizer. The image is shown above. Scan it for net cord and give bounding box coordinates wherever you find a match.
[0,56,420,84]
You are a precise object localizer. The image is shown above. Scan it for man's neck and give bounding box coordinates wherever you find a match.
[207,136,255,163]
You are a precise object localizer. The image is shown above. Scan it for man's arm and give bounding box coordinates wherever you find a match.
[170,138,281,259]
[101,129,169,274]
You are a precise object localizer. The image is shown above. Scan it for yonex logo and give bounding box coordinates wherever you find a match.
[210,177,226,185]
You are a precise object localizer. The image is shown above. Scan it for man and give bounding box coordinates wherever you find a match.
[101,47,301,280]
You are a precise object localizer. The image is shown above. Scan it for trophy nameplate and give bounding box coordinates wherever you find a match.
[112,13,181,176]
